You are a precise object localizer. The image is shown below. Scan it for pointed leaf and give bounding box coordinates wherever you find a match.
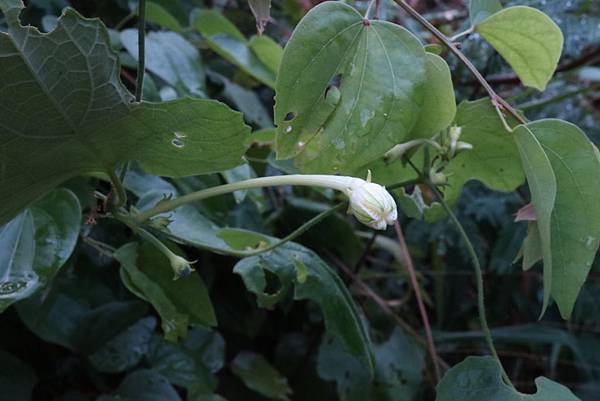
[274,1,427,173]
[115,242,217,342]
[0,3,250,224]
[528,119,600,318]
[513,125,556,314]
[248,0,271,35]
[475,6,563,91]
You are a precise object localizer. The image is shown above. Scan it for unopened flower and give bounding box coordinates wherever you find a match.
[346,172,397,230]
[168,254,196,279]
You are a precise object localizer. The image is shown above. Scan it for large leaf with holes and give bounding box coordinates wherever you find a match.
[274,1,427,174]
[513,125,556,314]
[436,356,580,401]
[233,242,374,372]
[527,120,600,318]
[0,188,80,312]
[115,242,217,342]
[475,6,563,91]
[0,1,250,225]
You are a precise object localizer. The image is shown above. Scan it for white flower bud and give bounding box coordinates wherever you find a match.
[169,254,196,280]
[347,180,397,230]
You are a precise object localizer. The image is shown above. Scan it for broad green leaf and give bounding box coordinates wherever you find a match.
[233,242,374,372]
[120,29,206,96]
[370,99,525,212]
[475,6,563,91]
[192,10,279,88]
[274,1,427,173]
[88,316,157,373]
[528,120,600,318]
[115,242,217,342]
[444,99,524,203]
[435,356,580,401]
[513,125,556,314]
[0,351,37,401]
[113,370,183,401]
[469,0,502,26]
[409,54,456,139]
[0,189,81,312]
[318,327,424,401]
[0,3,250,225]
[231,352,292,401]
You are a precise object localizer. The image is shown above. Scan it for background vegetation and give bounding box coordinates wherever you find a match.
[1,0,600,400]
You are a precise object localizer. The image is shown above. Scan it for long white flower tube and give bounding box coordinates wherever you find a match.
[134,173,398,230]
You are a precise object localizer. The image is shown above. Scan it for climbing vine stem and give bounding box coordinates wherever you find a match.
[424,179,514,388]
[135,0,146,102]
[391,0,527,127]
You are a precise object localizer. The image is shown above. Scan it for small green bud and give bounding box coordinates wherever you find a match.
[169,254,196,280]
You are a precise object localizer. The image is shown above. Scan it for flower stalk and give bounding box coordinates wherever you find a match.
[133,173,398,230]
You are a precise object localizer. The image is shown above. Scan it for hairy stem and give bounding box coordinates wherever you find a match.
[425,179,514,387]
[394,221,441,382]
[135,0,146,102]
[391,0,526,126]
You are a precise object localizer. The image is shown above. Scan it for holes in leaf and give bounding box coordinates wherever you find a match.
[263,269,282,296]
[284,112,296,121]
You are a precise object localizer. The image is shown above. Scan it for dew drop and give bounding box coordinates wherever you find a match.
[297,141,305,148]
[171,138,185,148]
[173,131,187,139]
[285,126,293,133]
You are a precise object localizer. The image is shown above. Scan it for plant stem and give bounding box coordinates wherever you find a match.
[424,179,514,387]
[135,0,146,102]
[108,170,128,210]
[394,221,441,382]
[231,203,346,257]
[134,175,361,223]
[391,0,526,126]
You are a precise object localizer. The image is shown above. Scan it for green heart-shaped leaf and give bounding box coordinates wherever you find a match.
[0,1,250,225]
[274,1,427,173]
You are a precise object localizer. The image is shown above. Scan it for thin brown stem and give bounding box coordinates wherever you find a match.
[394,221,441,383]
[392,0,527,126]
[331,254,450,371]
